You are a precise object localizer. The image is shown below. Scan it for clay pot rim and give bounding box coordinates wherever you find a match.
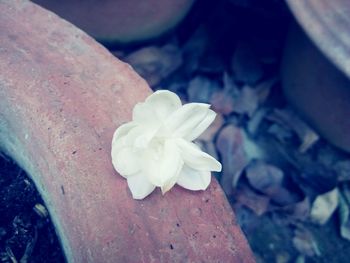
[286,0,350,78]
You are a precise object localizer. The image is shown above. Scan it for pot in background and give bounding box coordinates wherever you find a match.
[282,0,350,152]
[32,0,196,46]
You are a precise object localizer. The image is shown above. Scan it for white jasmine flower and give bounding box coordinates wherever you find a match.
[111,90,222,199]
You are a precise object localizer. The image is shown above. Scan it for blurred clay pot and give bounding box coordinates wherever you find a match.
[32,0,195,45]
[282,0,350,153]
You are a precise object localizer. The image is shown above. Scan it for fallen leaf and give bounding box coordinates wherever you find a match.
[247,108,268,135]
[339,190,350,241]
[246,160,284,192]
[233,85,259,117]
[292,226,321,257]
[295,255,306,263]
[210,73,238,115]
[235,185,270,216]
[124,44,182,87]
[210,91,235,115]
[266,108,319,152]
[310,188,339,225]
[245,160,299,206]
[267,123,293,143]
[255,77,277,104]
[334,160,350,182]
[275,251,291,263]
[280,197,310,222]
[216,125,249,195]
[187,76,218,103]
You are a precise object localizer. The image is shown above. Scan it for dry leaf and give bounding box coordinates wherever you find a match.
[310,188,339,225]
[210,91,235,115]
[245,160,299,206]
[246,160,284,192]
[235,185,270,216]
[216,125,249,195]
[339,190,350,241]
[280,197,310,222]
[266,108,319,152]
[124,44,182,87]
[210,73,238,115]
[187,76,218,103]
[292,226,321,257]
[233,85,259,117]
[335,160,350,182]
[247,108,268,135]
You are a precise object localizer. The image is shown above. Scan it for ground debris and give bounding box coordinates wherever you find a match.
[124,44,182,87]
[292,226,321,257]
[310,188,339,225]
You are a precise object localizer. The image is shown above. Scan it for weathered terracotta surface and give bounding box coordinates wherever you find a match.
[0,1,255,262]
[282,23,350,152]
[32,0,195,45]
[286,0,350,78]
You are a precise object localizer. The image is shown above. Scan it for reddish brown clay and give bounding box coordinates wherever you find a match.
[0,1,255,262]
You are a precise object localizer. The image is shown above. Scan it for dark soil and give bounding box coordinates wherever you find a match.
[0,155,65,263]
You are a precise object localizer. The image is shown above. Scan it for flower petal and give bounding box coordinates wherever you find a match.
[142,139,184,189]
[185,109,216,141]
[127,172,156,199]
[133,90,182,125]
[164,103,212,138]
[177,165,211,190]
[111,146,140,177]
[111,122,137,149]
[176,139,222,172]
[132,101,157,124]
[145,90,182,121]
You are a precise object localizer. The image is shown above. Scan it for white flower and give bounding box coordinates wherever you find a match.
[111,90,222,200]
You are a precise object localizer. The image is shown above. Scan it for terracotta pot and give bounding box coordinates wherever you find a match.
[282,19,350,152]
[0,1,255,262]
[32,0,196,46]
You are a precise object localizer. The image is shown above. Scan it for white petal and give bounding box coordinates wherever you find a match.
[164,103,212,138]
[127,172,156,199]
[145,90,182,121]
[176,139,222,172]
[133,90,182,125]
[111,122,137,149]
[132,101,156,124]
[177,165,211,190]
[142,139,184,188]
[111,146,140,177]
[185,109,216,141]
